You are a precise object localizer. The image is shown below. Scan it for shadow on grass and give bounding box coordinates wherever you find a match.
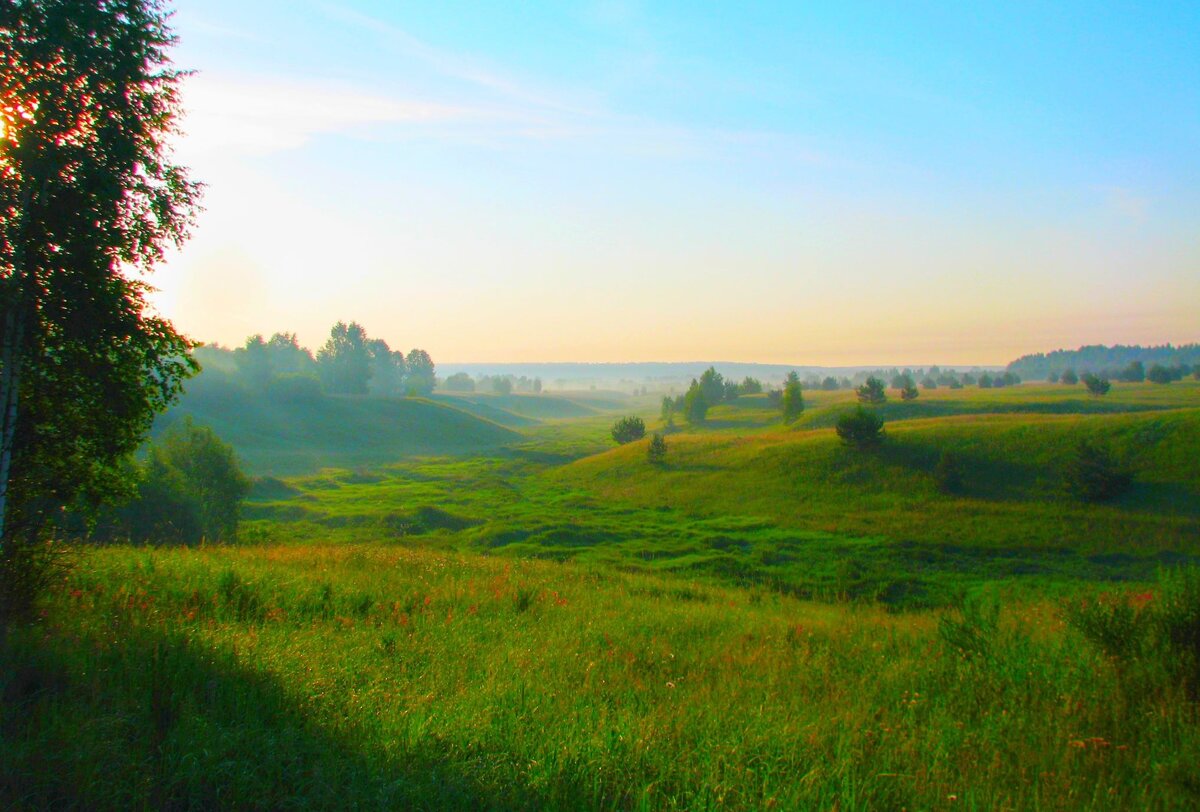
[0,623,555,810]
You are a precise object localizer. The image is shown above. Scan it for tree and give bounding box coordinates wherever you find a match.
[856,376,886,404]
[611,416,646,444]
[443,372,475,392]
[781,371,804,422]
[266,332,316,376]
[1060,368,1079,385]
[684,380,708,423]
[739,377,763,395]
[933,451,964,494]
[647,433,667,464]
[1147,364,1173,384]
[491,376,513,395]
[234,334,273,389]
[1119,360,1145,383]
[821,376,839,391]
[1,0,200,567]
[405,349,435,396]
[1081,373,1111,397]
[900,382,919,401]
[978,373,993,389]
[921,376,938,390]
[698,367,725,405]
[836,406,885,449]
[660,396,675,428]
[112,418,250,544]
[1064,439,1132,503]
[366,338,406,397]
[317,322,372,395]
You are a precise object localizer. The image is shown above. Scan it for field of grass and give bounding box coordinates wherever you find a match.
[5,545,1199,809]
[5,380,1200,809]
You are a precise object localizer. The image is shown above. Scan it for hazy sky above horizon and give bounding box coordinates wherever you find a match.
[153,1,1200,366]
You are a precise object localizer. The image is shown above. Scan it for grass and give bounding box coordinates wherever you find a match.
[5,379,1200,808]
[4,545,1199,809]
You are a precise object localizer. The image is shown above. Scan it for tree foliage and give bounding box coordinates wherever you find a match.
[781,371,804,422]
[647,432,667,464]
[317,321,372,395]
[1064,439,1132,503]
[1081,373,1111,397]
[0,0,201,552]
[684,380,708,424]
[835,406,885,449]
[611,416,646,444]
[105,419,250,544]
[856,376,887,404]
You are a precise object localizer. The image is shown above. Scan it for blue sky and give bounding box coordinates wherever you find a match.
[154,1,1200,364]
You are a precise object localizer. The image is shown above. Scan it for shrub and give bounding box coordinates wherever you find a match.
[1060,368,1079,385]
[611,416,646,444]
[647,433,667,464]
[855,376,886,404]
[114,419,251,544]
[933,451,964,494]
[1147,364,1172,384]
[1065,567,1200,694]
[684,382,708,423]
[267,372,323,401]
[835,406,885,449]
[900,383,919,401]
[1064,439,1132,502]
[1081,373,1111,396]
[781,372,804,422]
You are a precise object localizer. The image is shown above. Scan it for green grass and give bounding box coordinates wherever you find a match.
[7,380,1200,808]
[160,379,521,475]
[4,545,1198,809]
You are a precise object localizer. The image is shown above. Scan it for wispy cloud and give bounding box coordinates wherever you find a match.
[178,73,483,155]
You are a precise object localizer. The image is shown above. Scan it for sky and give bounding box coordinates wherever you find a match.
[152,1,1200,366]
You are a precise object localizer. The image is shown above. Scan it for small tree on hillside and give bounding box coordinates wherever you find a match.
[900,380,919,400]
[699,367,725,405]
[933,451,964,494]
[1060,368,1079,385]
[1147,364,1173,384]
[781,371,804,422]
[647,433,667,464]
[684,381,709,424]
[611,416,646,444]
[1081,373,1111,397]
[1119,360,1145,383]
[836,407,885,449]
[1064,439,1132,503]
[856,376,887,404]
[404,349,436,396]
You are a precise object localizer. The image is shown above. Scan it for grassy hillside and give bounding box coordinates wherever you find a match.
[5,544,1198,810]
[560,408,1200,553]
[161,378,521,475]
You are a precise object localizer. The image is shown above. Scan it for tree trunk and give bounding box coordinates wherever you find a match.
[0,291,25,550]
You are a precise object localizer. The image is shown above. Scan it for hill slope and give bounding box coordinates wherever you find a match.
[160,378,521,475]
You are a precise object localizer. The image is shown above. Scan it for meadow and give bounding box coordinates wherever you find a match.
[4,379,1200,809]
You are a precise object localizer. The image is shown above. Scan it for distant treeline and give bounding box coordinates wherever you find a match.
[1008,344,1200,381]
[443,372,543,395]
[196,322,436,398]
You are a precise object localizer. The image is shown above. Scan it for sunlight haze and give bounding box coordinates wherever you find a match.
[154,1,1200,364]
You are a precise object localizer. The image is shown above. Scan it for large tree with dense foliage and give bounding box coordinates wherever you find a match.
[0,1,200,560]
[317,321,372,395]
[781,371,804,422]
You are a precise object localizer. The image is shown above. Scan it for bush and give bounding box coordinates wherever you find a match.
[835,406,885,449]
[933,451,964,494]
[267,372,323,401]
[611,416,646,444]
[113,419,251,544]
[900,383,919,401]
[855,376,886,404]
[1081,373,1111,396]
[1147,364,1172,384]
[1064,439,1132,502]
[1065,567,1200,694]
[1060,368,1079,385]
[647,433,667,464]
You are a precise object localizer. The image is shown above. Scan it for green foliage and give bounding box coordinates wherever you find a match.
[367,338,407,397]
[1060,368,1079,385]
[266,372,323,402]
[933,450,964,494]
[1064,439,1132,503]
[835,406,885,448]
[1148,364,1173,384]
[781,371,804,422]
[938,594,1000,662]
[317,322,372,395]
[492,376,514,395]
[1120,360,1145,383]
[647,433,667,463]
[443,372,476,392]
[684,381,709,423]
[0,0,200,550]
[698,367,726,405]
[1082,373,1112,396]
[738,376,763,395]
[900,383,919,401]
[1066,567,1200,693]
[610,416,646,445]
[112,419,251,544]
[855,376,886,404]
